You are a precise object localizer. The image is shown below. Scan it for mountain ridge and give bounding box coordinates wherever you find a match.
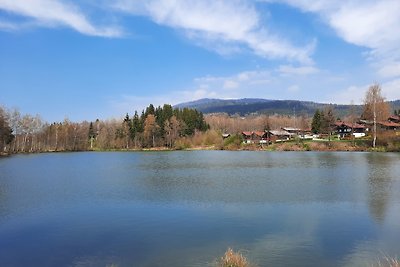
[175,98,400,117]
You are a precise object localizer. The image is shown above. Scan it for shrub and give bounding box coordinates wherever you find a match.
[223,134,243,150]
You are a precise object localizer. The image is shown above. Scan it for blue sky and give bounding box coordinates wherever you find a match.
[1,0,400,122]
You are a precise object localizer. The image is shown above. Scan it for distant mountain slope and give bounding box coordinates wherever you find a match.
[175,98,400,117]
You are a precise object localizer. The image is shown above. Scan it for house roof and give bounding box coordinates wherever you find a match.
[389,115,400,121]
[242,131,252,136]
[282,127,301,131]
[269,130,292,136]
[378,121,400,127]
[334,121,365,129]
[253,131,266,137]
[358,119,373,125]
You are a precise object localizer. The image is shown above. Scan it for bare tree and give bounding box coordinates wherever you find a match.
[362,83,390,148]
[164,115,181,148]
[144,114,159,147]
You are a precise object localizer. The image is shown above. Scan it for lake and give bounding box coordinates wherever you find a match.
[0,151,399,267]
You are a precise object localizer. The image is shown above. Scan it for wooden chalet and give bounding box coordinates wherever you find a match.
[268,130,292,142]
[282,127,313,139]
[242,131,253,144]
[334,121,366,138]
[281,127,301,135]
[388,115,400,123]
[253,131,268,144]
[242,131,268,144]
[378,121,400,131]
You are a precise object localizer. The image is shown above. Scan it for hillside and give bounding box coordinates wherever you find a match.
[175,98,400,117]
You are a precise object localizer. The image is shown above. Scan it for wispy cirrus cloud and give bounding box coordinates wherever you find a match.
[0,0,122,37]
[0,0,316,63]
[112,0,315,63]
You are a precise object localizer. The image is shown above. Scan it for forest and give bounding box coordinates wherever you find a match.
[0,104,209,154]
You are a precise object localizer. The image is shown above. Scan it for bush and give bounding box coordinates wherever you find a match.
[223,134,243,150]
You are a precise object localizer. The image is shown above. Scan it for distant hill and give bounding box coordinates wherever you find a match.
[175,98,400,117]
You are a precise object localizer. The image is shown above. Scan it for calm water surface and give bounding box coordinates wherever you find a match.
[0,151,399,267]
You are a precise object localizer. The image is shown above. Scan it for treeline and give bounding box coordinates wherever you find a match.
[206,113,310,133]
[102,104,209,149]
[0,104,209,154]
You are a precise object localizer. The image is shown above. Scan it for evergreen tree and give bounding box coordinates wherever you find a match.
[311,109,322,134]
[321,106,335,141]
[88,122,96,149]
[0,109,14,149]
[145,104,155,116]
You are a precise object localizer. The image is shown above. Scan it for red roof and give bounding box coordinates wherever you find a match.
[389,115,400,121]
[242,131,252,136]
[334,121,365,129]
[253,131,266,137]
[378,121,400,127]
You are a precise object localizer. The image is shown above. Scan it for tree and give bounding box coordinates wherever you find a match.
[122,113,131,149]
[88,122,96,149]
[0,107,14,152]
[348,100,357,146]
[321,106,335,141]
[362,83,390,148]
[164,116,181,148]
[311,109,322,134]
[131,111,140,148]
[143,114,159,147]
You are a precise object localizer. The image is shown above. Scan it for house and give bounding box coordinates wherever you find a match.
[242,131,269,144]
[242,131,253,144]
[253,131,268,144]
[378,121,400,131]
[222,133,231,139]
[334,121,366,138]
[282,127,313,139]
[282,127,301,135]
[388,115,400,123]
[268,130,292,142]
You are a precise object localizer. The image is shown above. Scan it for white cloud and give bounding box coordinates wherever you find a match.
[267,0,400,78]
[378,62,400,78]
[113,0,315,63]
[0,0,122,37]
[223,80,240,90]
[287,85,300,92]
[278,65,319,76]
[327,84,366,105]
[327,78,400,105]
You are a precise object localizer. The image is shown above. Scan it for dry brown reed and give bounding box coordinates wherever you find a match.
[216,248,253,267]
[374,257,400,267]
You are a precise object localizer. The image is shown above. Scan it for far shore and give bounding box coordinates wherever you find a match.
[2,140,397,157]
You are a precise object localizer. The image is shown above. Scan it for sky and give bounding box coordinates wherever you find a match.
[1,0,400,122]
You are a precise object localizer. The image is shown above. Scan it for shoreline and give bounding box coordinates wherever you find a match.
[2,143,397,156]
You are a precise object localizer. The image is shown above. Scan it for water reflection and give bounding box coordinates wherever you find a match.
[0,152,400,266]
[366,153,393,223]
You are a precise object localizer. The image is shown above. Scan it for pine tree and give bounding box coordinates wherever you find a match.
[311,109,322,134]
[88,122,96,149]
[321,106,335,141]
